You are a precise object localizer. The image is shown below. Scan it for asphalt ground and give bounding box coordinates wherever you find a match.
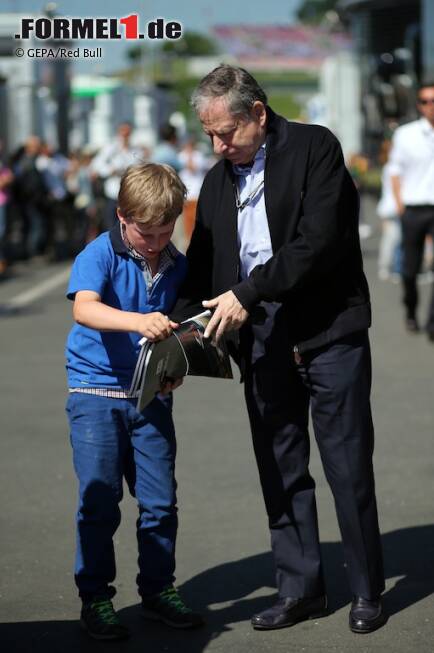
[0,198,433,653]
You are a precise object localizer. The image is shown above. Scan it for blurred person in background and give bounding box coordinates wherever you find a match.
[37,142,72,261]
[66,149,97,252]
[12,136,48,259]
[348,153,372,240]
[389,81,434,340]
[91,122,143,230]
[0,144,14,277]
[179,137,210,242]
[152,123,181,172]
[376,139,401,281]
[173,64,386,635]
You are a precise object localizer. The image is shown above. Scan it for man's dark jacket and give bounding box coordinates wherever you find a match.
[173,108,371,356]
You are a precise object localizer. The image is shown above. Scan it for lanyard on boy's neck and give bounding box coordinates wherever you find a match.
[233,178,264,212]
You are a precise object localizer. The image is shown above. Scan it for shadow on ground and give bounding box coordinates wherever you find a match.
[2,524,433,653]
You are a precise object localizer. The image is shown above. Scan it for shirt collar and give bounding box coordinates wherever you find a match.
[109,223,127,254]
[420,117,434,135]
[109,223,178,270]
[233,143,266,177]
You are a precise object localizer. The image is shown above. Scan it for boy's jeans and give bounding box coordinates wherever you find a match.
[66,392,177,603]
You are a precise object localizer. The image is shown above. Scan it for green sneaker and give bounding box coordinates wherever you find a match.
[80,597,130,640]
[142,586,204,629]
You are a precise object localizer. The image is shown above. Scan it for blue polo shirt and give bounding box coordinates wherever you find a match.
[65,226,187,389]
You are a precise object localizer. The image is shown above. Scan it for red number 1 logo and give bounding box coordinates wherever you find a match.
[120,14,138,39]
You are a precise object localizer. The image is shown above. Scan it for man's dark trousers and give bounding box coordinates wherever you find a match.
[242,307,385,600]
[401,205,434,330]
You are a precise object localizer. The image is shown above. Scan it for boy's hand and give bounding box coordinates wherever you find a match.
[136,312,179,341]
[160,377,184,395]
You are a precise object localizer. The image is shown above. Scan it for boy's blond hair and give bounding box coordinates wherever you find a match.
[118,163,186,226]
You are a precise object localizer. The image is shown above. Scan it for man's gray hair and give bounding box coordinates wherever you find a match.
[191,64,268,118]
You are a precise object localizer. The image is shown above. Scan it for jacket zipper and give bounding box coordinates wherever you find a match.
[293,345,302,365]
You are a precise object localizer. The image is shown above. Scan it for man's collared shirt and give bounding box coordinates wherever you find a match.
[233,144,273,280]
[388,117,434,205]
[91,139,143,200]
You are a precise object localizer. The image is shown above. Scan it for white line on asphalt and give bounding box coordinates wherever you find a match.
[5,266,71,308]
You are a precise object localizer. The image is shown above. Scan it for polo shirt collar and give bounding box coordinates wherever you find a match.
[108,222,179,268]
[109,223,128,254]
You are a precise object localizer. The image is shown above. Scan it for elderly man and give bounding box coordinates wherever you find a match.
[173,65,385,634]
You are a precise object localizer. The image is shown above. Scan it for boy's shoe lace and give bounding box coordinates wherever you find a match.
[80,597,130,640]
[142,585,204,629]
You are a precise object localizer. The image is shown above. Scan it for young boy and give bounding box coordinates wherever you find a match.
[65,163,203,640]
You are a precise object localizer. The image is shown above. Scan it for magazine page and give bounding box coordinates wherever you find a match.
[129,339,153,396]
[174,312,233,379]
[137,335,188,411]
[134,309,233,411]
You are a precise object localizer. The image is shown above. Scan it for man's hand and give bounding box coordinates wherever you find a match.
[136,312,179,341]
[390,174,405,216]
[202,291,249,341]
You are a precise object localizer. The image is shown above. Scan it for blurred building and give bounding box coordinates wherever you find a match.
[338,0,434,155]
[0,14,36,154]
[307,51,362,161]
[70,75,175,152]
[0,13,71,155]
[212,24,352,71]
[0,13,175,157]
